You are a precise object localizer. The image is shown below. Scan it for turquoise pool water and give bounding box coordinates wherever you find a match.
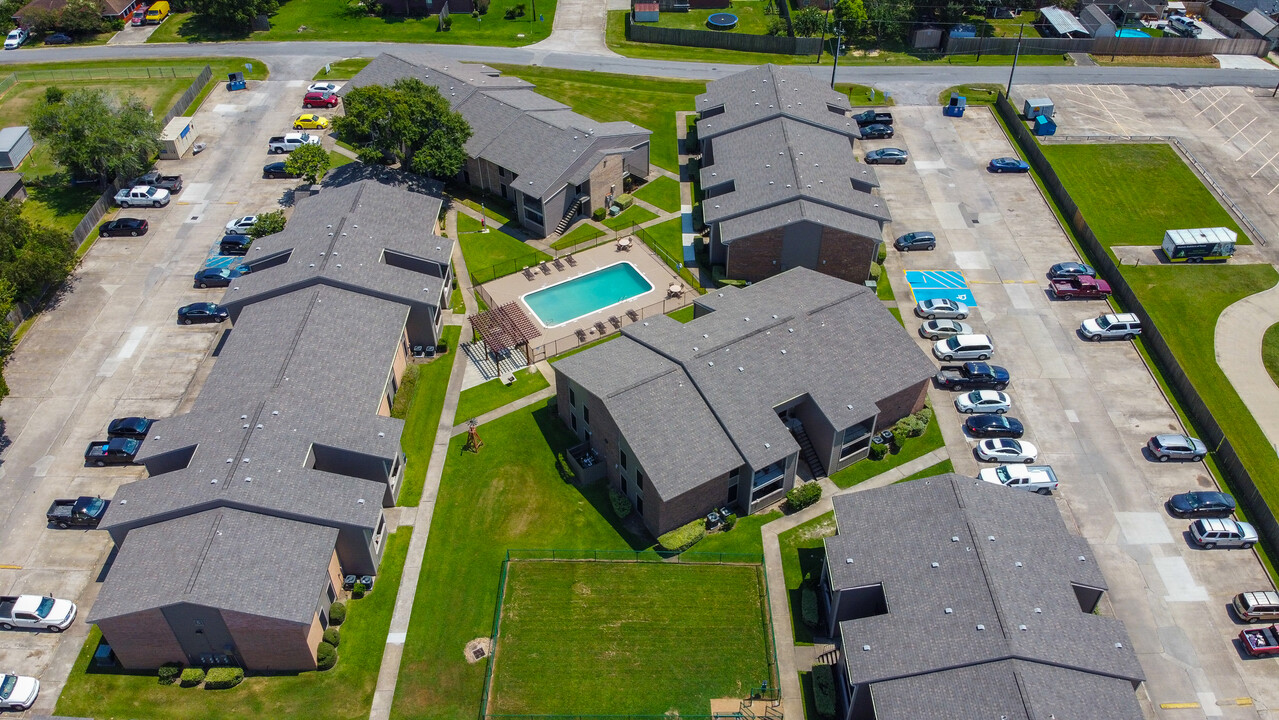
[1116,28,1150,37]
[523,262,653,327]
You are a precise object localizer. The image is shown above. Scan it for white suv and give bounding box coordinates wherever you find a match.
[1189,518,1257,549]
[933,334,994,362]
[3,28,27,50]
[1080,313,1141,341]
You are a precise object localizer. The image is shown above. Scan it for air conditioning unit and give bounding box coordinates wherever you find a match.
[501,372,516,386]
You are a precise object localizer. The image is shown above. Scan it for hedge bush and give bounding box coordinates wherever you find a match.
[317,641,338,671]
[614,193,634,209]
[812,664,837,719]
[204,667,244,690]
[608,487,632,518]
[723,513,737,531]
[179,667,205,687]
[158,662,182,685]
[592,207,607,221]
[657,518,706,552]
[329,601,346,625]
[323,626,341,647]
[786,482,821,511]
[868,442,887,461]
[801,586,819,628]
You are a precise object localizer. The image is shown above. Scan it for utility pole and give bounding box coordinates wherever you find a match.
[817,6,832,62]
[830,33,842,88]
[1006,23,1024,97]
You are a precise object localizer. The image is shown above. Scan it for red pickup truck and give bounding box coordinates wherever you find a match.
[1240,625,1279,657]
[1050,275,1112,300]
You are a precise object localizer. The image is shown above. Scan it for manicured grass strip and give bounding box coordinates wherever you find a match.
[489,561,769,715]
[778,512,836,645]
[633,176,681,213]
[602,204,658,231]
[389,404,647,720]
[457,213,549,277]
[398,325,462,507]
[835,83,894,106]
[828,414,943,489]
[329,150,355,169]
[550,222,604,251]
[313,58,373,80]
[56,529,411,720]
[548,333,618,362]
[696,510,781,555]
[641,215,684,263]
[667,305,695,323]
[461,198,513,227]
[1264,324,1279,390]
[453,367,550,424]
[895,459,955,483]
[1039,143,1248,249]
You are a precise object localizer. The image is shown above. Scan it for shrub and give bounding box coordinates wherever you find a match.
[915,406,933,425]
[812,664,837,719]
[657,518,706,552]
[471,9,479,16]
[786,482,822,511]
[555,453,576,483]
[898,413,927,438]
[801,586,819,628]
[475,0,489,11]
[323,626,341,647]
[890,421,911,449]
[516,2,526,14]
[614,193,634,209]
[712,265,748,288]
[868,263,881,281]
[389,364,421,419]
[329,601,346,625]
[503,6,517,18]
[723,513,737,531]
[204,667,244,689]
[592,207,607,221]
[352,582,367,599]
[608,487,632,518]
[439,14,452,29]
[868,442,887,461]
[877,242,887,263]
[249,210,286,239]
[317,641,338,670]
[158,662,182,685]
[179,667,205,688]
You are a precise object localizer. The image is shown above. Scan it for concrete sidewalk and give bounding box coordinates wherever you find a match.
[1215,283,1279,456]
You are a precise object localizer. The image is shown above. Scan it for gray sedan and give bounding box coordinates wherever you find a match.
[914,298,969,320]
[1147,434,1207,462]
[918,319,973,340]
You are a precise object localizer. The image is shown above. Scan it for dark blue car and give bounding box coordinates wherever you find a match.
[964,414,1024,438]
[178,302,229,324]
[194,267,247,288]
[989,157,1030,173]
[1168,491,1236,519]
[1048,261,1095,280]
[107,416,153,440]
[860,123,894,139]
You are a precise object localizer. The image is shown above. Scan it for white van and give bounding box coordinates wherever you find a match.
[932,334,994,362]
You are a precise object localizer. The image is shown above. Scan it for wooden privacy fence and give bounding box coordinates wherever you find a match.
[626,13,821,55]
[993,91,1279,569]
[946,34,1269,56]
[160,65,213,126]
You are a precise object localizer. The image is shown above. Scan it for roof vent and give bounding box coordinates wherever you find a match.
[846,404,853,410]
[694,347,699,351]
[1015,561,1023,568]
[781,350,786,354]
[976,624,985,631]
[272,411,279,416]
[931,562,939,568]
[1115,642,1124,649]
[764,442,770,448]
[1079,555,1087,561]
[256,424,263,429]
[988,535,996,541]
[737,367,743,372]
[1019,624,1028,631]
[788,328,794,333]
[708,361,714,366]
[1034,607,1043,614]
[358,499,365,504]
[242,424,249,429]
[336,264,341,268]
[243,458,250,463]
[378,432,385,438]
[951,536,959,542]
[862,645,871,652]
[227,458,233,463]
[245,477,252,482]
[211,478,217,484]
[744,317,750,321]
[241,415,248,420]
[945,607,953,614]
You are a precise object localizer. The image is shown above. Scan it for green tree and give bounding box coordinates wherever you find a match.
[249,210,286,239]
[187,0,277,27]
[333,77,472,179]
[58,0,111,34]
[833,0,868,37]
[864,0,913,41]
[792,6,827,36]
[284,143,331,185]
[0,199,75,302]
[29,89,161,186]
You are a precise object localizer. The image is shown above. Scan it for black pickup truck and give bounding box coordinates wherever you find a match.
[131,171,183,194]
[852,110,893,127]
[935,362,1010,391]
[84,438,139,466]
[47,497,109,528]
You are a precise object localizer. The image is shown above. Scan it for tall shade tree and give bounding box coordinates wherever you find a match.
[833,0,868,38]
[187,0,278,27]
[333,78,472,179]
[284,143,332,185]
[29,88,161,187]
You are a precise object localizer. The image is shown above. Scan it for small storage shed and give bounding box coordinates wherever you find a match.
[1080,4,1118,37]
[160,116,198,160]
[0,127,33,170]
[0,172,25,202]
[1024,97,1055,120]
[912,25,944,49]
[633,1,659,21]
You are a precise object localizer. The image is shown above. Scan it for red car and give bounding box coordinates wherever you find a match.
[1240,625,1279,657]
[131,4,149,25]
[1049,275,1112,300]
[303,91,340,109]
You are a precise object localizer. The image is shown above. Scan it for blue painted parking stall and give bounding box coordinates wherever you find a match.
[905,270,976,306]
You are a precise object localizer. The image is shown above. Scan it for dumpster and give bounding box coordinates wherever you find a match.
[227,71,246,91]
[943,93,966,117]
[1033,115,1057,136]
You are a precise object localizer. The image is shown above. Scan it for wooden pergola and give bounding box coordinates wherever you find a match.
[469,302,542,361]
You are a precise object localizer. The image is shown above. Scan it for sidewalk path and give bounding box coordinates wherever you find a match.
[1215,282,1279,456]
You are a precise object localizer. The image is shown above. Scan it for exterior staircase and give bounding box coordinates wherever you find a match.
[554,195,589,235]
[790,424,825,479]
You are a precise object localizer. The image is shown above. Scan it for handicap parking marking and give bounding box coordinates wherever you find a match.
[904,270,976,306]
[202,254,243,271]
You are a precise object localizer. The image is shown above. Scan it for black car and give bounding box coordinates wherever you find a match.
[43,32,72,45]
[219,234,253,256]
[262,161,297,179]
[194,267,242,288]
[964,414,1024,438]
[1048,261,1095,280]
[99,218,148,238]
[178,301,229,325]
[860,123,894,139]
[895,231,936,251]
[107,416,153,440]
[1167,491,1237,519]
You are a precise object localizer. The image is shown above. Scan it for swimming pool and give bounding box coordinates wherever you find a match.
[522,262,654,328]
[1116,28,1150,37]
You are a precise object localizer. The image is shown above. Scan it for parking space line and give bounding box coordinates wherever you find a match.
[1250,149,1279,178]
[1208,104,1245,130]
[1194,90,1231,117]
[1268,178,1279,196]
[1159,702,1201,709]
[1234,129,1271,161]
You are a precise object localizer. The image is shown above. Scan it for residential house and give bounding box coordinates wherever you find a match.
[1081,3,1119,35]
[694,65,890,286]
[1211,0,1279,23]
[1037,6,1092,36]
[1242,7,1279,45]
[1086,0,1168,23]
[820,474,1145,720]
[89,173,453,671]
[553,268,934,537]
[344,53,652,239]
[13,0,139,24]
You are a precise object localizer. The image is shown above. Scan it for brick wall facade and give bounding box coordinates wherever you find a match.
[96,609,185,668]
[587,154,626,216]
[222,609,318,671]
[726,225,878,285]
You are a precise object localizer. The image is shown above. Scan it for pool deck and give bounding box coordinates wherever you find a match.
[478,240,688,355]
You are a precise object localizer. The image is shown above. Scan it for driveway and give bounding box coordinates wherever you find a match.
[877,104,1279,718]
[0,77,318,715]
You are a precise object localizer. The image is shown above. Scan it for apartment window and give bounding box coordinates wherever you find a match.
[327,583,337,604]
[498,167,507,178]
[635,471,643,491]
[636,495,644,516]
[570,388,576,407]
[583,406,590,423]
[319,610,329,630]
[620,450,628,470]
[727,482,738,504]
[571,414,578,431]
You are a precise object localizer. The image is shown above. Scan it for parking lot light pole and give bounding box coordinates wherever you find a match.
[1006,24,1024,97]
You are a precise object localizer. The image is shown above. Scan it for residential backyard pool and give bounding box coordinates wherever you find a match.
[522,262,654,327]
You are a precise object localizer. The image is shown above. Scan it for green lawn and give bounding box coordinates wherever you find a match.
[314,58,373,80]
[1264,324,1279,390]
[895,459,955,483]
[488,561,770,715]
[389,404,652,720]
[828,413,943,489]
[460,197,513,227]
[835,82,893,106]
[1039,143,1248,250]
[888,307,903,326]
[639,215,683,261]
[453,367,550,424]
[652,0,770,33]
[938,83,1003,106]
[494,64,704,174]
[457,213,549,278]
[633,175,681,212]
[329,150,355,169]
[550,222,604,250]
[150,0,555,46]
[398,326,461,507]
[667,305,695,323]
[548,333,618,362]
[602,204,658,230]
[56,528,412,720]
[696,510,781,555]
[778,512,836,645]
[965,14,1043,38]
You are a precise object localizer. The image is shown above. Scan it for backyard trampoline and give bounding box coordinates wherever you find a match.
[707,12,738,29]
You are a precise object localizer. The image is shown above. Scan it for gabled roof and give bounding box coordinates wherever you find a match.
[1080,3,1116,30]
[1215,0,1279,16]
[694,64,859,142]
[0,172,22,197]
[1040,6,1090,34]
[1243,7,1279,34]
[88,508,337,625]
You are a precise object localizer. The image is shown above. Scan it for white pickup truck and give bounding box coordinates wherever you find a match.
[0,673,38,711]
[0,595,77,632]
[267,133,320,154]
[979,464,1059,495]
[114,185,170,208]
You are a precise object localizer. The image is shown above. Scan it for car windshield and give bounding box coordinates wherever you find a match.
[83,498,105,515]
[34,597,54,618]
[1096,316,1113,329]
[996,440,1015,450]
[945,338,962,350]
[0,675,13,699]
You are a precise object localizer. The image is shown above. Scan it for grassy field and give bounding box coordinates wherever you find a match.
[828,413,943,489]
[651,0,771,33]
[966,14,1043,37]
[56,529,411,720]
[457,213,549,276]
[1039,143,1247,250]
[313,58,373,80]
[495,65,704,174]
[938,83,1003,106]
[389,404,653,720]
[1265,324,1279,390]
[778,512,836,645]
[150,0,554,46]
[488,561,770,715]
[633,175,681,212]
[550,222,604,250]
[602,204,658,230]
[453,367,550,424]
[398,326,461,506]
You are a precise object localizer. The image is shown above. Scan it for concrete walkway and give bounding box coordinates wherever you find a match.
[1215,282,1279,456]
[524,0,617,57]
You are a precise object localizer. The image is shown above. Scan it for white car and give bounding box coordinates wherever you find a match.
[955,390,1011,415]
[915,298,969,320]
[3,28,27,50]
[1080,313,1142,341]
[975,438,1038,463]
[0,673,38,710]
[225,215,257,234]
[307,82,339,94]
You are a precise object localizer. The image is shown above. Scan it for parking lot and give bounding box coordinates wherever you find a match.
[872,104,1279,718]
[0,76,329,713]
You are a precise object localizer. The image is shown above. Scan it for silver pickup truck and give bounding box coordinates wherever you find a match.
[979,463,1059,495]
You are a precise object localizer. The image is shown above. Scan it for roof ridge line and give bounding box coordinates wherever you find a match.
[184,509,225,595]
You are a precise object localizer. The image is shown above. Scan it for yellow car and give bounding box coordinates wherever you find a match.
[293,114,329,130]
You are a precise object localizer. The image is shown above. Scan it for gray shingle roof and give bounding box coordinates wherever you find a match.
[695,64,859,143]
[555,268,935,496]
[1243,7,1279,34]
[345,53,651,200]
[88,508,337,625]
[1080,3,1116,31]
[827,474,1144,716]
[0,172,22,197]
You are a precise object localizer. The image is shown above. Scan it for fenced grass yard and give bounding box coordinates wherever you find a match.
[550,222,604,250]
[396,325,461,507]
[828,412,943,489]
[651,0,772,34]
[457,212,550,274]
[453,367,550,424]
[488,560,771,716]
[602,204,657,230]
[779,512,836,646]
[633,175,681,212]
